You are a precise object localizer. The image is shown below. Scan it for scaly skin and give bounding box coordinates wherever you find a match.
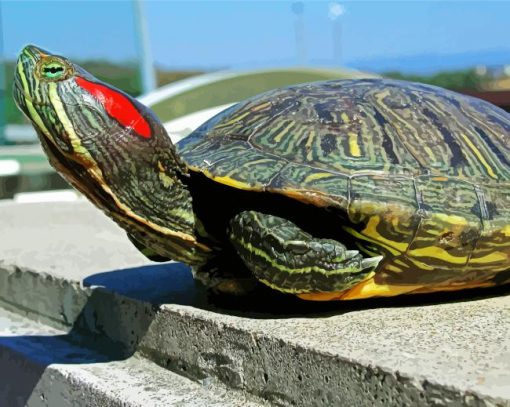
[13,45,212,266]
[229,211,381,293]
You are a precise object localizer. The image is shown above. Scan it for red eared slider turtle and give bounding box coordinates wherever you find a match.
[13,45,510,301]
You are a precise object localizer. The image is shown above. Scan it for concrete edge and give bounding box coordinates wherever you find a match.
[137,306,506,407]
[0,262,507,406]
[0,261,89,329]
[0,308,265,407]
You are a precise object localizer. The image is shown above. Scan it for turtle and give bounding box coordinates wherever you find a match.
[13,45,510,301]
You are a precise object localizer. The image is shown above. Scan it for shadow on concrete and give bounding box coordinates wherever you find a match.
[0,331,122,365]
[1,265,189,405]
[0,264,199,405]
[0,331,122,406]
[83,262,206,306]
[0,299,133,406]
[82,262,510,319]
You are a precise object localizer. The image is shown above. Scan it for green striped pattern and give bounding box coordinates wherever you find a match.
[229,211,379,293]
[181,79,510,181]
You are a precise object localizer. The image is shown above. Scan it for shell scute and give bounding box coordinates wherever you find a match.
[180,79,510,187]
[178,78,510,218]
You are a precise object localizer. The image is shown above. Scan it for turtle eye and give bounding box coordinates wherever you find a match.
[38,59,72,81]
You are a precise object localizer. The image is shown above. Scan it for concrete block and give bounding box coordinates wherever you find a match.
[0,307,264,406]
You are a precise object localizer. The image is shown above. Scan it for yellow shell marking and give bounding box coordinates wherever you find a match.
[461,133,497,179]
[304,172,335,183]
[305,130,316,161]
[362,215,409,253]
[193,167,258,191]
[297,273,424,301]
[298,273,498,301]
[469,251,507,264]
[251,101,271,112]
[500,225,510,237]
[274,122,294,143]
[434,212,468,226]
[344,225,400,256]
[340,277,423,300]
[407,246,467,265]
[406,257,436,271]
[348,132,361,157]
[215,110,252,128]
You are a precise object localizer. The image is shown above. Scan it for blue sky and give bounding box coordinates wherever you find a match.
[2,1,510,73]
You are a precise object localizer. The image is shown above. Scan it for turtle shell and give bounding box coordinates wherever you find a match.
[179,79,510,194]
[178,79,510,297]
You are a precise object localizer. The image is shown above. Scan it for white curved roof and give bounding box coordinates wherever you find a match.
[164,103,234,143]
[138,66,374,107]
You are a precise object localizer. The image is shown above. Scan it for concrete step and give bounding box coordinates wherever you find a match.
[0,200,509,406]
[0,307,263,407]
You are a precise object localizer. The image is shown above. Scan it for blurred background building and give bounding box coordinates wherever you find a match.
[0,0,509,199]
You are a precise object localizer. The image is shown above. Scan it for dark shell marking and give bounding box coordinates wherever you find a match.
[179,79,510,294]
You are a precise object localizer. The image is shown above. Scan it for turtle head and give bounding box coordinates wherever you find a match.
[13,45,211,265]
[13,44,175,169]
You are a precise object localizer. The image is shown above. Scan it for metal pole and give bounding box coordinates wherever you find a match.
[333,19,342,66]
[292,2,307,66]
[133,0,156,94]
[0,1,6,145]
[329,3,344,67]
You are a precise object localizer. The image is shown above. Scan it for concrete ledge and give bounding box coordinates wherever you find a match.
[0,200,509,406]
[0,308,262,406]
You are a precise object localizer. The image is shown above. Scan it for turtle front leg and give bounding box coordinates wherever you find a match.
[228,210,382,294]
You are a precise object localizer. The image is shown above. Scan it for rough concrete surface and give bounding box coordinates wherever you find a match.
[140,297,510,406]
[0,200,151,279]
[0,307,264,406]
[0,200,509,406]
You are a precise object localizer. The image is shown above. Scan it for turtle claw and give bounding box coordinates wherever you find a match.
[361,255,383,270]
[345,250,359,259]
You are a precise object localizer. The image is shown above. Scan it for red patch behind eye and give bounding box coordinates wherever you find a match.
[75,77,151,138]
